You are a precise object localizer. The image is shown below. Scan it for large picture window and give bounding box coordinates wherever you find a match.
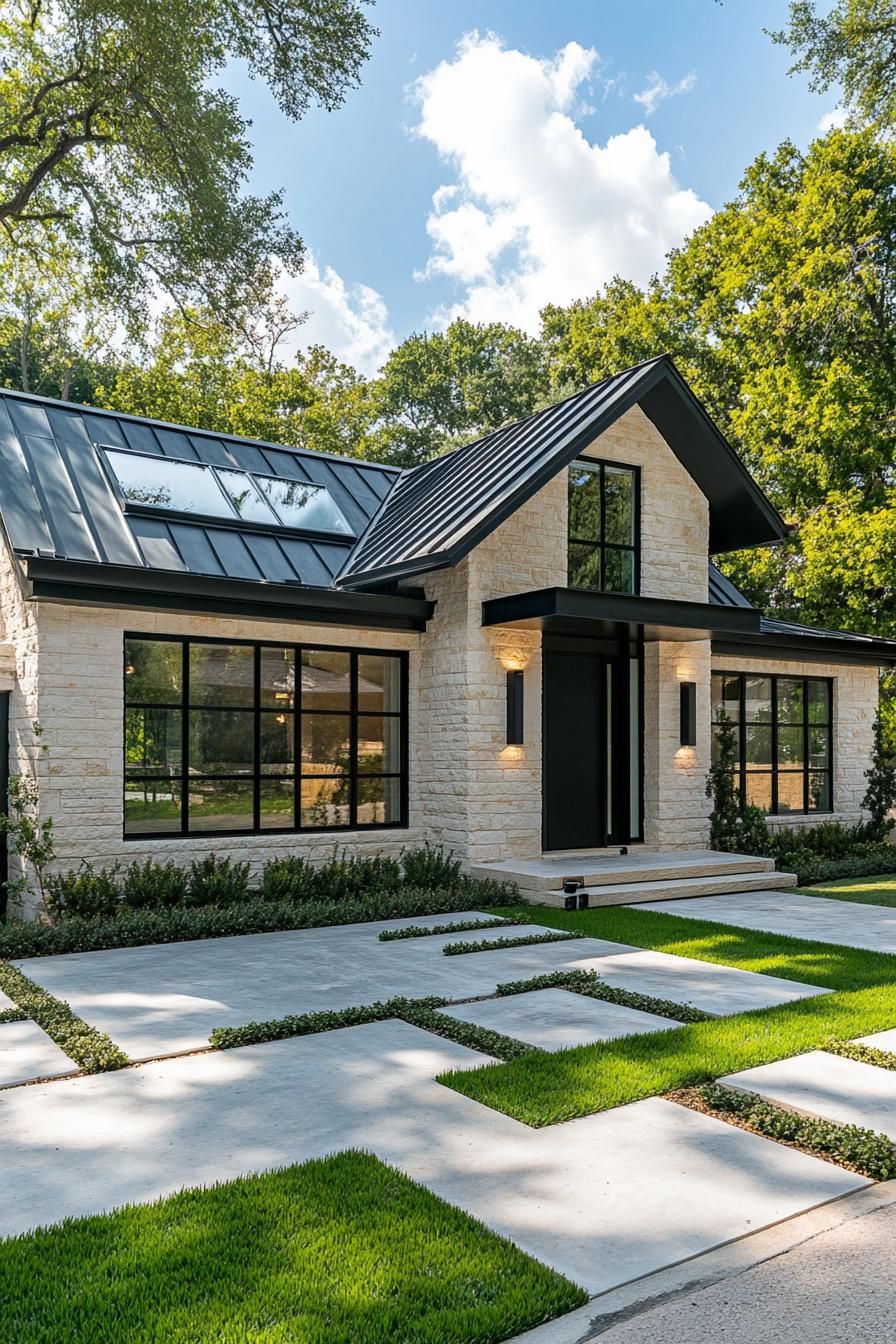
[567,458,639,595]
[711,672,833,815]
[124,636,407,837]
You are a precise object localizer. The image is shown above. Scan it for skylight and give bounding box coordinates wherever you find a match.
[102,448,353,537]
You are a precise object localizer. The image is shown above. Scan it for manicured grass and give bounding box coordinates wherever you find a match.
[797,873,896,908]
[0,1151,586,1343]
[439,904,896,1127]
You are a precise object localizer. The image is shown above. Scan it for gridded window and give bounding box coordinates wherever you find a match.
[711,672,833,816]
[124,637,407,836]
[567,459,638,595]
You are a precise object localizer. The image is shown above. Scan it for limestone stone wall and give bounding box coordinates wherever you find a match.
[710,652,878,828]
[643,640,713,850]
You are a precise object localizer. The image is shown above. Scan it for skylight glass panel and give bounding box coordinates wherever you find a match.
[106,450,231,518]
[255,475,352,534]
[216,468,279,524]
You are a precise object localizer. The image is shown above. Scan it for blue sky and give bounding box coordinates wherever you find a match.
[225,0,840,373]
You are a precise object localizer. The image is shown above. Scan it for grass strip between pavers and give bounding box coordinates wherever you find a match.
[797,874,896,908]
[0,1150,587,1344]
[494,969,713,1023]
[437,903,896,1127]
[442,930,583,956]
[0,961,128,1074]
[686,1084,896,1180]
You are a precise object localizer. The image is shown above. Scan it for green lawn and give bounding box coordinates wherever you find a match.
[438,903,896,1127]
[797,873,896,908]
[0,1151,585,1344]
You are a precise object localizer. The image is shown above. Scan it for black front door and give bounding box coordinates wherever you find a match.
[542,642,640,851]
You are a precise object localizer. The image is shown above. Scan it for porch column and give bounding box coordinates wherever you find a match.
[643,639,712,850]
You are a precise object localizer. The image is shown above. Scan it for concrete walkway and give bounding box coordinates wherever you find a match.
[12,911,831,1062]
[639,888,896,952]
[0,1019,865,1295]
[721,1047,896,1140]
[0,1018,75,1086]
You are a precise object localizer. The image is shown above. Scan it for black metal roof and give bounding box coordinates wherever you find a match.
[709,563,896,665]
[0,387,399,589]
[336,355,788,591]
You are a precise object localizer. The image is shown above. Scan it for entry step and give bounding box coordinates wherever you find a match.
[532,870,799,909]
[470,849,777,897]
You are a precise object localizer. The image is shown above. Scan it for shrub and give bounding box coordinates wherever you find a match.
[259,855,318,903]
[186,855,250,907]
[862,710,896,842]
[122,858,185,909]
[789,847,896,886]
[706,711,770,854]
[401,843,463,889]
[311,851,402,901]
[45,862,120,921]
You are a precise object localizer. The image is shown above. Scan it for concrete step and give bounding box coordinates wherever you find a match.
[471,849,777,897]
[531,869,799,909]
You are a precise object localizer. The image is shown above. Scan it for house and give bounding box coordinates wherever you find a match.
[0,355,894,914]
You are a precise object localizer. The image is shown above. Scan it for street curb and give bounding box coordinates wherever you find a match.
[510,1180,896,1343]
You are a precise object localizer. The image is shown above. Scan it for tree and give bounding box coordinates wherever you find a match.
[862,709,896,837]
[0,0,377,325]
[366,319,548,467]
[772,0,896,128]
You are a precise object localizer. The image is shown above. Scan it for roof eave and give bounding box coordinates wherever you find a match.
[20,556,433,632]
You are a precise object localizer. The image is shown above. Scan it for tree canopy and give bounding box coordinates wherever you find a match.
[0,0,377,323]
[772,0,896,128]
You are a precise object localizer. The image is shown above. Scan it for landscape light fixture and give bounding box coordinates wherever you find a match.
[679,681,697,747]
[506,669,524,745]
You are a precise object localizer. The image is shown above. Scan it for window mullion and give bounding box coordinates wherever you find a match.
[349,651,359,827]
[181,640,189,835]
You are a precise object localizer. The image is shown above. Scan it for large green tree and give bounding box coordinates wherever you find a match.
[0,0,376,323]
[772,0,896,127]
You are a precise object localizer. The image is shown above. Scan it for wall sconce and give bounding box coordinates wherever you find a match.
[679,681,697,747]
[506,669,524,745]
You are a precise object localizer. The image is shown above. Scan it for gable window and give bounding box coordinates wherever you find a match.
[124,636,407,837]
[711,672,833,815]
[567,459,639,594]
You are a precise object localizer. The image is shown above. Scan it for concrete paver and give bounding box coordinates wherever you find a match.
[440,987,680,1049]
[0,1019,77,1087]
[720,1049,896,1139]
[14,912,830,1061]
[855,1027,896,1053]
[0,1019,865,1295]
[639,888,896,952]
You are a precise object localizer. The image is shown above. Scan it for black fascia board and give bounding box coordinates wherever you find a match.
[20,556,433,632]
[713,632,896,668]
[481,587,764,637]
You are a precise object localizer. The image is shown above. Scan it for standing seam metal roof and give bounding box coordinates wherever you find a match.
[0,389,399,590]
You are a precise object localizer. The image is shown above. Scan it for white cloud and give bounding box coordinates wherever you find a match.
[412,33,712,332]
[633,70,697,116]
[279,251,394,376]
[818,106,847,133]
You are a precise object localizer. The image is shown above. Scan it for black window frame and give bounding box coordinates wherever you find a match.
[711,670,834,816]
[123,633,409,839]
[567,457,641,596]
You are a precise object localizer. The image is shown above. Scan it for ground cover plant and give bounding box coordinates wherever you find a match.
[797,873,896,908]
[379,916,526,941]
[442,930,583,956]
[496,969,713,1024]
[0,962,128,1074]
[687,1084,896,1180]
[0,1151,586,1344]
[439,903,896,1126]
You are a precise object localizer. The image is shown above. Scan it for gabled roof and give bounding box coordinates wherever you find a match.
[336,355,788,591]
[0,387,399,589]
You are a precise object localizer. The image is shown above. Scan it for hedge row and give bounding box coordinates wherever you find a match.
[0,883,514,961]
[0,962,129,1073]
[787,848,896,887]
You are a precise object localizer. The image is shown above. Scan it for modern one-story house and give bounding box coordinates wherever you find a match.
[0,355,894,913]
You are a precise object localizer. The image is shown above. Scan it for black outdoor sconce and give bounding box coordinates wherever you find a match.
[679,680,697,747]
[506,669,524,744]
